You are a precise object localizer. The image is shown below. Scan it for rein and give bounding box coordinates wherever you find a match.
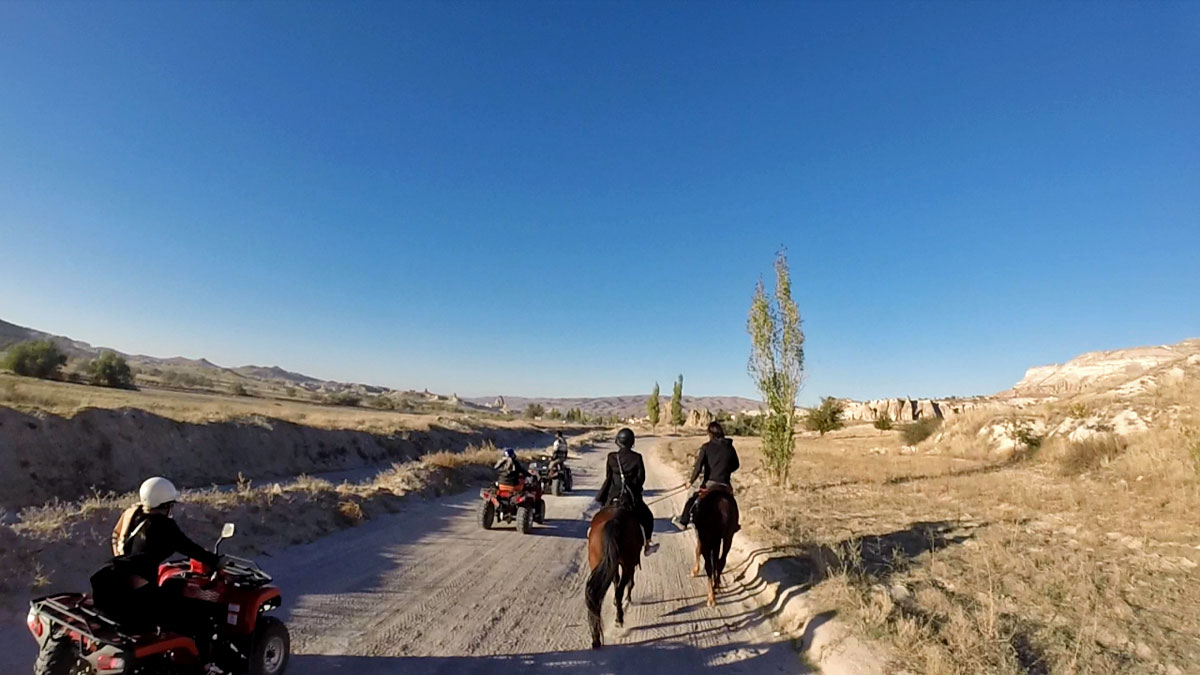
[644,484,689,506]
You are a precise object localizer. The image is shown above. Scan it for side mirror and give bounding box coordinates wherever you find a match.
[215,522,236,553]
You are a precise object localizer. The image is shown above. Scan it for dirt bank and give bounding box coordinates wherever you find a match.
[0,406,565,509]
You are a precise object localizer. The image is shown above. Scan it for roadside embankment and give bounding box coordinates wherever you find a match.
[0,444,550,613]
[0,405,563,509]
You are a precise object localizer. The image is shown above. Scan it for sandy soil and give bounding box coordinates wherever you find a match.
[2,438,805,673]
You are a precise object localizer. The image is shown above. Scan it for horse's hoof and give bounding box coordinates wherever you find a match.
[592,640,601,650]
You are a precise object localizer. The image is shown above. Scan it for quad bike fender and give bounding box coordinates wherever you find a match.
[231,587,282,634]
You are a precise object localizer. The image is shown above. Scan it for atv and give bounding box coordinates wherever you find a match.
[478,477,545,534]
[530,455,573,496]
[27,523,289,675]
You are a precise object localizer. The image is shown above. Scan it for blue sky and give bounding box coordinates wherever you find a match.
[1,2,1196,403]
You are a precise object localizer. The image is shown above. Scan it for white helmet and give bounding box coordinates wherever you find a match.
[139,477,179,509]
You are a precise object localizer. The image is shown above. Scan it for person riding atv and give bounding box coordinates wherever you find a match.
[493,447,533,487]
[550,431,569,470]
[92,477,226,631]
[595,428,656,556]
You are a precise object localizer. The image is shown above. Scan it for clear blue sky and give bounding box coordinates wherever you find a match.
[1,2,1197,403]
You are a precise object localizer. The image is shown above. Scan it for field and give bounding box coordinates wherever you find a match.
[0,372,520,434]
[660,411,1200,675]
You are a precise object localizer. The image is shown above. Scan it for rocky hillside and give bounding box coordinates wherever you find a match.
[1006,338,1200,398]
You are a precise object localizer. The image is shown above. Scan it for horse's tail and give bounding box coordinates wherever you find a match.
[586,516,622,621]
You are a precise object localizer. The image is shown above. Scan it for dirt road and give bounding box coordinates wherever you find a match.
[4,438,803,673]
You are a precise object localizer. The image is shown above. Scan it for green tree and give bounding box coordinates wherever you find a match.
[670,375,684,429]
[747,248,806,484]
[89,351,134,388]
[803,397,845,436]
[873,412,894,431]
[1,340,67,379]
[647,382,661,430]
[546,408,563,420]
[523,403,545,419]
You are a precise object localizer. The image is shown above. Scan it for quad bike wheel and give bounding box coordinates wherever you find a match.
[34,637,88,675]
[552,478,564,496]
[478,500,495,530]
[515,505,533,534]
[248,617,290,675]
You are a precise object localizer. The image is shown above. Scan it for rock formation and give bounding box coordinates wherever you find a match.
[839,398,986,422]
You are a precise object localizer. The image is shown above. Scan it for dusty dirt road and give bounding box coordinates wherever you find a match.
[4,438,804,673]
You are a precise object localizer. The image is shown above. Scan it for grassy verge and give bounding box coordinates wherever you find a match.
[660,419,1200,675]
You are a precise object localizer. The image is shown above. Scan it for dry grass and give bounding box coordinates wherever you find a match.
[0,441,515,606]
[660,410,1200,675]
[1057,433,1127,475]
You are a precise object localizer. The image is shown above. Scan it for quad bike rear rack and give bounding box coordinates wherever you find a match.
[31,595,136,647]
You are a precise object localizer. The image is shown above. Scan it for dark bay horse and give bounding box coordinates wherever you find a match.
[691,489,739,607]
[585,505,643,648]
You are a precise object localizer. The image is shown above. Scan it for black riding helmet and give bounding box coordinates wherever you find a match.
[615,427,635,449]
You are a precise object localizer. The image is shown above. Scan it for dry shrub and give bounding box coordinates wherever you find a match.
[1059,433,1126,475]
[901,418,941,445]
[336,500,365,524]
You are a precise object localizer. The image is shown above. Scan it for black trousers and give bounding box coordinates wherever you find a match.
[609,497,654,544]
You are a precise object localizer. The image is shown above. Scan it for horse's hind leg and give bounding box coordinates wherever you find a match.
[614,571,627,627]
[692,535,703,577]
[624,564,636,608]
[716,533,735,591]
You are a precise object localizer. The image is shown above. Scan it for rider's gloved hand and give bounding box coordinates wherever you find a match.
[217,555,234,569]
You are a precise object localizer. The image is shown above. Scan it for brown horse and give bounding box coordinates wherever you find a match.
[691,489,739,607]
[585,505,643,649]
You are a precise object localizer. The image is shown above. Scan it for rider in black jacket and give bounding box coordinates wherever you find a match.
[595,428,655,555]
[92,477,223,629]
[673,421,740,529]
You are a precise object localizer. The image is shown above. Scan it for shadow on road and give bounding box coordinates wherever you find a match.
[291,639,806,674]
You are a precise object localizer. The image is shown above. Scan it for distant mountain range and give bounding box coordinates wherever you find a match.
[462,394,763,419]
[0,319,762,417]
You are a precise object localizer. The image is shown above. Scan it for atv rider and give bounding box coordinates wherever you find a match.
[91,477,224,630]
[549,431,569,472]
[494,447,533,487]
[595,427,656,556]
[673,421,740,529]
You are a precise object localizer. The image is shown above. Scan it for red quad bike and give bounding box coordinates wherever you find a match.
[27,523,289,675]
[478,477,545,534]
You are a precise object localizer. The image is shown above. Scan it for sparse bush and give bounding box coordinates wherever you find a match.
[545,408,562,420]
[370,395,396,410]
[804,397,845,436]
[901,417,941,445]
[1008,416,1043,457]
[229,382,250,397]
[1,340,67,379]
[724,413,763,437]
[88,351,134,388]
[336,500,365,524]
[873,413,893,431]
[1066,401,1092,419]
[323,391,361,407]
[523,403,545,419]
[1060,433,1127,475]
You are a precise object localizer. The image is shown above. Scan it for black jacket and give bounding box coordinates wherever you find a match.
[114,511,220,582]
[596,448,646,506]
[689,437,740,487]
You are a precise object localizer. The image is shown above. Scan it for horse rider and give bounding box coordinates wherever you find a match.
[595,427,656,556]
[672,421,740,530]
